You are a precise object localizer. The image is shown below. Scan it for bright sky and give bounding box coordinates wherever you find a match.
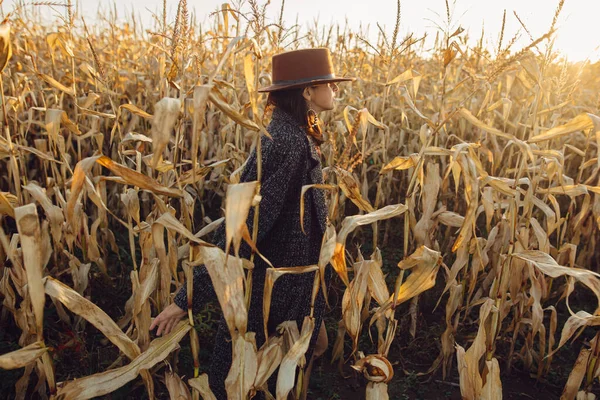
[18,0,600,62]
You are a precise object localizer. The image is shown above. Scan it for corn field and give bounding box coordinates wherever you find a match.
[1,0,600,398]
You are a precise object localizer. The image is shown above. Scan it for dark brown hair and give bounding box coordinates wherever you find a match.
[266,88,324,146]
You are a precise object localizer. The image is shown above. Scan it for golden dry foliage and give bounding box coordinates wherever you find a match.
[0,0,600,399]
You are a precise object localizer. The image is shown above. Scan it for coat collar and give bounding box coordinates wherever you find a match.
[270,107,302,128]
[270,107,321,167]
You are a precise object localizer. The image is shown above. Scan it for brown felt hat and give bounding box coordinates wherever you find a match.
[258,48,355,92]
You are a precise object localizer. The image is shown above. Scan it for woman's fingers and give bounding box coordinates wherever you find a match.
[150,304,187,336]
[164,318,176,336]
[149,318,158,331]
[157,318,170,336]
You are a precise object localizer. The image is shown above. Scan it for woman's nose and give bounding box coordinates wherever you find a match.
[330,82,339,92]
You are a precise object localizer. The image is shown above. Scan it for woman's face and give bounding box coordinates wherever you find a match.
[303,82,339,113]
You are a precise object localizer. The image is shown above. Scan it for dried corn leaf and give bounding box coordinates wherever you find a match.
[552,311,600,355]
[367,249,389,306]
[481,358,502,400]
[253,335,284,391]
[561,348,592,400]
[576,392,596,400]
[154,212,211,246]
[96,156,183,197]
[23,182,64,244]
[120,103,153,120]
[457,107,514,140]
[0,191,16,217]
[225,332,258,400]
[335,168,374,212]
[225,181,259,256]
[333,204,408,285]
[208,86,259,131]
[436,211,465,227]
[0,23,12,73]
[44,277,141,360]
[55,321,190,399]
[0,341,47,370]
[165,371,192,400]
[380,154,419,174]
[512,251,600,304]
[394,246,441,305]
[342,260,370,348]
[151,97,181,169]
[365,382,389,400]
[300,184,335,234]
[67,155,100,227]
[263,265,318,339]
[198,246,247,336]
[15,204,48,341]
[385,69,414,86]
[188,374,217,400]
[276,316,315,400]
[529,113,595,143]
[38,73,75,96]
[456,299,494,400]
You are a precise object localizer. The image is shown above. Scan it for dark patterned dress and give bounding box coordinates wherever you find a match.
[174,107,332,399]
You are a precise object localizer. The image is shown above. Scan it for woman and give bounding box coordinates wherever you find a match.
[150,48,354,399]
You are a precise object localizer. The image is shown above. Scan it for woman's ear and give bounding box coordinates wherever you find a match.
[302,87,311,102]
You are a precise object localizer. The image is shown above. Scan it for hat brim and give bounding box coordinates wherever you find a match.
[258,77,355,93]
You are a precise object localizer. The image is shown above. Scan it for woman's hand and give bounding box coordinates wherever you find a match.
[149,303,187,336]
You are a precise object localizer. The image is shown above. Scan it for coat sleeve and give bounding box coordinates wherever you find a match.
[174,130,306,313]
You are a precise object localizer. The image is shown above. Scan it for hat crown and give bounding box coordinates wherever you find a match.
[271,48,336,84]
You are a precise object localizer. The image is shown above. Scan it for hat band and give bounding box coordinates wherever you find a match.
[272,73,336,86]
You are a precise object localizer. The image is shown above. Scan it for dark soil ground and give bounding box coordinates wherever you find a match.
[1,225,599,399]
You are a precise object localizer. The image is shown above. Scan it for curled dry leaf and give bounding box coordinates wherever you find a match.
[351,354,394,383]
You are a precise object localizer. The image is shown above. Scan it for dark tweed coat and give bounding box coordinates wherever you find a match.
[174,107,332,399]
